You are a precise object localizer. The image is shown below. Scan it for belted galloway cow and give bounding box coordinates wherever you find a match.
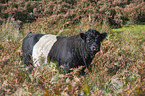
[22,29,107,73]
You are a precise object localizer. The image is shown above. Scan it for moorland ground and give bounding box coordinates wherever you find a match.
[0,0,145,95]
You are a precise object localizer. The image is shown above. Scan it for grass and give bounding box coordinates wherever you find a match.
[0,17,145,96]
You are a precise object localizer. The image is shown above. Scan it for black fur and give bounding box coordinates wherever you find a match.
[22,29,107,73]
[48,29,107,73]
[22,32,44,66]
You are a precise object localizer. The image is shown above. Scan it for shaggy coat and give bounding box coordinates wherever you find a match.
[22,29,107,72]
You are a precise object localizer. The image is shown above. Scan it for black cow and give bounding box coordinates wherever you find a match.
[22,29,107,73]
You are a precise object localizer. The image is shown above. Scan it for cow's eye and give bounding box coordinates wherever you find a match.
[87,40,90,43]
[95,39,98,42]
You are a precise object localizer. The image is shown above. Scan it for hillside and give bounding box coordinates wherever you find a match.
[0,0,145,95]
[1,0,145,27]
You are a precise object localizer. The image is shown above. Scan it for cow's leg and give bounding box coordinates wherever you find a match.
[22,52,33,66]
[63,63,70,74]
[22,52,34,73]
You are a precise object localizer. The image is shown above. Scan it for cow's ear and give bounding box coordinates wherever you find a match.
[101,32,107,42]
[80,33,87,41]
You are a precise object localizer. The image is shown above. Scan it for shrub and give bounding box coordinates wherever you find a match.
[0,0,145,27]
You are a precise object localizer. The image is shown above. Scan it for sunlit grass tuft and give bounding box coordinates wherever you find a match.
[0,17,22,42]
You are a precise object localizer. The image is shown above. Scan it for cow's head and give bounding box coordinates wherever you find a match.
[80,29,107,53]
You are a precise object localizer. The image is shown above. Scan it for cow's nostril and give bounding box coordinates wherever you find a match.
[94,47,100,51]
[93,47,100,51]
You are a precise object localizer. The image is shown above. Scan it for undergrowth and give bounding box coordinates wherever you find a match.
[0,18,145,95]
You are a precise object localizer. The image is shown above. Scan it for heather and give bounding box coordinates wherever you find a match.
[0,0,145,26]
[0,0,145,95]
